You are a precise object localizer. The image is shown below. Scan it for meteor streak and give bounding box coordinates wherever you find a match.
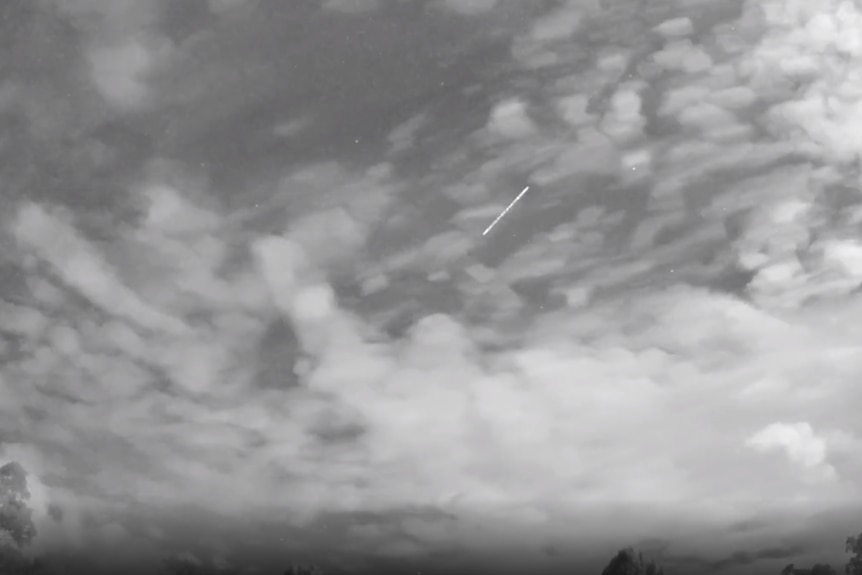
[482,185,531,236]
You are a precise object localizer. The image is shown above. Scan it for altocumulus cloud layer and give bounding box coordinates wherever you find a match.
[2,0,862,572]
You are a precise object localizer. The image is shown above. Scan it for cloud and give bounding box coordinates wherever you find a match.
[745,422,837,480]
[87,37,168,111]
[437,0,499,16]
[50,0,159,36]
[11,203,189,335]
[206,0,253,15]
[528,4,582,42]
[486,98,536,139]
[745,422,826,468]
[6,0,862,571]
[12,195,862,562]
[321,0,380,14]
[48,0,172,112]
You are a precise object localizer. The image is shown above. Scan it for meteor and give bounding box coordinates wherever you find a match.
[482,185,531,236]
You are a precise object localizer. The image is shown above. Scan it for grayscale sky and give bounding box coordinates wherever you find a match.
[1,1,861,574]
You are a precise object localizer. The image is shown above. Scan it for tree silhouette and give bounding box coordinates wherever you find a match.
[847,532,862,575]
[0,461,37,549]
[0,461,45,574]
[600,547,664,575]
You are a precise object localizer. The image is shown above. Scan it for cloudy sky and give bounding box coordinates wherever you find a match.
[2,0,862,573]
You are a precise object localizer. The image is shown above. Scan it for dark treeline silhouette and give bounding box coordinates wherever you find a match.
[780,563,837,575]
[1,460,47,574]
[772,531,862,575]
[597,534,862,575]
[4,459,862,575]
[600,547,664,575]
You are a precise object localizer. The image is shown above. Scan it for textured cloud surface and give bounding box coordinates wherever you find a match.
[2,0,862,573]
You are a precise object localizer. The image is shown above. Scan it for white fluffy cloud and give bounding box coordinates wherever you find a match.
[745,422,834,475]
[486,98,537,140]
